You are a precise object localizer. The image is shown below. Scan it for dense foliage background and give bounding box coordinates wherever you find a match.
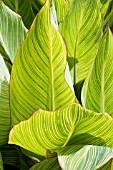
[0,0,113,169]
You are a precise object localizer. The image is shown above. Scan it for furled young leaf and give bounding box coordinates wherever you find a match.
[59,0,102,84]
[10,0,77,125]
[2,0,34,29]
[0,55,10,146]
[82,28,113,117]
[9,103,113,156]
[30,157,61,170]
[0,1,27,63]
[0,152,3,170]
[58,145,113,170]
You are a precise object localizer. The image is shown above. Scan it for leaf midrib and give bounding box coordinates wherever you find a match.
[49,25,55,111]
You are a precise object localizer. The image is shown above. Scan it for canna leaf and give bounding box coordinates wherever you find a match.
[10,0,77,125]
[9,103,113,156]
[0,1,27,64]
[99,0,110,19]
[0,144,20,168]
[0,55,10,146]
[31,0,46,14]
[2,0,34,29]
[97,158,113,170]
[82,28,113,117]
[58,145,113,170]
[59,0,102,84]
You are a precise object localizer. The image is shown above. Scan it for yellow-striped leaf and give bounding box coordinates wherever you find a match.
[58,145,113,170]
[3,0,35,29]
[0,55,10,146]
[10,0,77,125]
[9,103,113,156]
[82,28,113,117]
[99,0,110,19]
[0,1,27,64]
[59,0,102,84]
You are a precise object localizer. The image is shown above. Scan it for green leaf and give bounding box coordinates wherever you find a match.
[50,2,74,94]
[0,144,20,168]
[9,103,113,156]
[0,55,10,146]
[82,28,113,116]
[0,1,27,63]
[31,0,46,14]
[97,158,113,170]
[81,28,113,169]
[58,145,113,170]
[99,0,110,19]
[2,0,34,29]
[10,0,77,125]
[30,157,61,170]
[104,0,113,26]
[0,43,12,73]
[53,0,68,23]
[0,152,3,170]
[59,0,102,84]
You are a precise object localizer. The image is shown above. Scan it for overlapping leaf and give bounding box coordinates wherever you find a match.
[50,2,74,94]
[0,1,27,64]
[0,144,20,168]
[0,55,10,146]
[58,145,113,170]
[99,0,110,19]
[30,157,61,170]
[9,103,113,156]
[82,28,113,116]
[59,0,102,84]
[97,158,113,170]
[31,0,46,14]
[10,0,77,125]
[3,0,34,29]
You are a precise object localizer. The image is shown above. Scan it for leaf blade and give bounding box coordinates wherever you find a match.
[0,1,27,63]
[82,28,113,116]
[9,103,113,156]
[10,1,77,125]
[59,0,102,84]
[58,145,113,170]
[0,55,11,146]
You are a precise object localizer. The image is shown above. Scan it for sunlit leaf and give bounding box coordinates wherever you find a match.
[82,28,113,117]
[10,0,77,125]
[59,0,102,84]
[9,103,113,156]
